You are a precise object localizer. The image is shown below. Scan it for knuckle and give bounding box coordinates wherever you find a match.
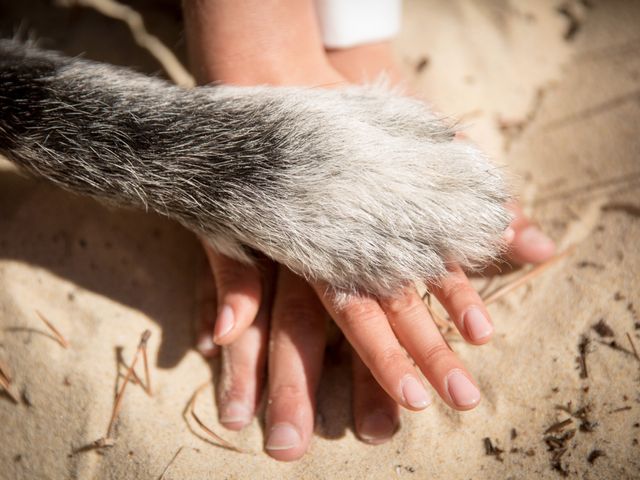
[382,291,421,316]
[342,301,382,329]
[419,342,453,366]
[440,280,474,304]
[270,382,307,402]
[370,346,408,372]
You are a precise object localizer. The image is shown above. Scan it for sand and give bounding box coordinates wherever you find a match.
[1,0,639,478]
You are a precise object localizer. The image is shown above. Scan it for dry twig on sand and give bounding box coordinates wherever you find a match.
[0,360,19,403]
[184,381,246,454]
[99,330,152,443]
[482,246,576,305]
[35,310,70,348]
[158,446,185,480]
[55,0,195,88]
[626,332,640,363]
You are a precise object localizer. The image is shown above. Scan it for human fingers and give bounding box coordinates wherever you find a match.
[379,287,481,410]
[215,281,272,430]
[314,285,432,412]
[195,253,220,357]
[265,268,327,461]
[351,348,399,444]
[203,244,262,345]
[428,265,494,345]
[506,202,556,265]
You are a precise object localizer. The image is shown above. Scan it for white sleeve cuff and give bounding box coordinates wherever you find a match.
[315,0,402,49]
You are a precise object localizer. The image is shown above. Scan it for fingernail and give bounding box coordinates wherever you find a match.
[265,423,302,451]
[502,226,516,244]
[214,305,234,341]
[196,333,216,355]
[359,412,396,444]
[518,226,555,249]
[219,400,252,426]
[401,375,431,409]
[463,307,493,341]
[446,370,481,408]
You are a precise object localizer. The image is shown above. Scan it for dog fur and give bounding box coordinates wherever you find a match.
[0,39,511,298]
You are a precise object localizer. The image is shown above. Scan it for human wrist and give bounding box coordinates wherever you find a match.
[183,0,334,86]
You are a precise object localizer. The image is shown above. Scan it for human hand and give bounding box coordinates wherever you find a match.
[185,0,555,462]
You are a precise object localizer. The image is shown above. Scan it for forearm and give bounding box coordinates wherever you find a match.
[182,0,333,85]
[0,40,236,218]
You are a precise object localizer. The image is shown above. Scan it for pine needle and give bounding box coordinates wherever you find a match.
[185,381,246,453]
[105,330,151,440]
[36,310,70,348]
[483,246,576,305]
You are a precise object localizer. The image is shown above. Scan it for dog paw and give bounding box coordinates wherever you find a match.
[203,86,511,296]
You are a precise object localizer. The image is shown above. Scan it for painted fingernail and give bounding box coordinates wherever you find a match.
[502,226,516,244]
[359,412,396,444]
[196,333,216,356]
[214,305,234,341]
[446,370,481,408]
[219,400,252,426]
[518,226,555,249]
[463,307,493,341]
[401,375,431,409]
[265,423,302,451]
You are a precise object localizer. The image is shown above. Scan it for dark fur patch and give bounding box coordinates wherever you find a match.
[0,42,60,150]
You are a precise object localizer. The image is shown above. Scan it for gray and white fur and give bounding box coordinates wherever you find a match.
[0,39,511,298]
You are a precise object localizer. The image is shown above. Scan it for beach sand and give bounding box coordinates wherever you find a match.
[0,0,638,478]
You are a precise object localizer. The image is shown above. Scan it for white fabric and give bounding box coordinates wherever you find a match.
[315,0,402,49]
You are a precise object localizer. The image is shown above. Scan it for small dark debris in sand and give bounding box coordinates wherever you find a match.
[633,422,640,428]
[592,319,614,337]
[579,420,597,433]
[544,418,573,434]
[556,4,582,41]
[483,437,504,462]
[414,56,430,73]
[78,238,87,248]
[63,376,72,386]
[608,406,631,414]
[627,332,640,361]
[576,260,604,269]
[601,202,640,218]
[545,429,576,477]
[555,403,597,433]
[13,454,22,462]
[395,464,416,474]
[511,428,518,440]
[67,292,75,302]
[587,449,606,464]
[633,439,639,446]
[72,437,115,454]
[20,387,33,407]
[614,292,625,301]
[577,335,590,378]
[596,339,635,358]
[552,387,560,393]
